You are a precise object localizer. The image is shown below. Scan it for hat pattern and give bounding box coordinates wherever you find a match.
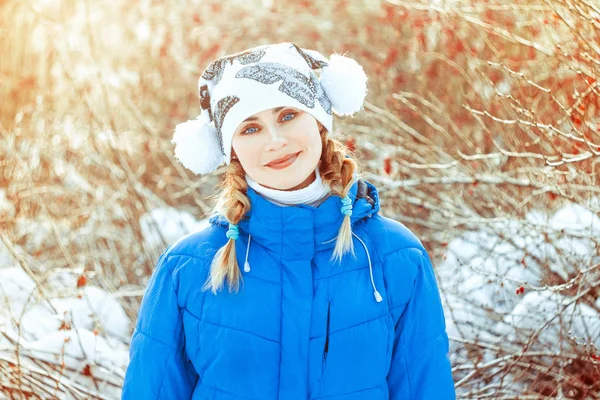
[213,95,240,155]
[199,47,267,123]
[290,43,328,70]
[199,84,213,121]
[310,72,332,115]
[201,47,267,85]
[236,62,332,114]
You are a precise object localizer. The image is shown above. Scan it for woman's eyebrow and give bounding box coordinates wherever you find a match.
[242,107,286,122]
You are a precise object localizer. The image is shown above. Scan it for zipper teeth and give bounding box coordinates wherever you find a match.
[324,302,331,359]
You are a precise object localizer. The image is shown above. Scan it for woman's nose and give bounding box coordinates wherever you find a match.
[264,126,288,150]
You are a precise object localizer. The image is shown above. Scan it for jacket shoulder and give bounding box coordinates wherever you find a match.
[362,215,429,311]
[166,223,228,261]
[156,224,227,305]
[159,223,227,283]
[362,214,424,257]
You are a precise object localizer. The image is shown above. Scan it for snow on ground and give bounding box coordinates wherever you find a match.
[0,266,130,398]
[140,206,211,249]
[437,200,600,394]
[0,207,209,399]
[498,290,600,351]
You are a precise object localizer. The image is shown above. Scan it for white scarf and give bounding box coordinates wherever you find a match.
[245,166,332,207]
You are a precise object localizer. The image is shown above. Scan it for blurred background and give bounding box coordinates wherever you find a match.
[1,0,599,398]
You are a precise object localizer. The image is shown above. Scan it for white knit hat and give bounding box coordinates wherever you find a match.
[171,42,368,175]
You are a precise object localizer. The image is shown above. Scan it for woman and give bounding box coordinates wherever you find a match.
[122,42,455,399]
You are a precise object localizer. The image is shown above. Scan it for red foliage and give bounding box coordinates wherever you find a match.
[58,321,71,331]
[77,274,87,288]
[345,137,356,153]
[204,43,221,60]
[383,157,392,175]
[159,33,172,59]
[383,47,399,69]
[82,364,93,377]
[192,12,202,24]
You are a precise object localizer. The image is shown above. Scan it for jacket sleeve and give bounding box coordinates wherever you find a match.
[386,248,455,399]
[122,249,199,399]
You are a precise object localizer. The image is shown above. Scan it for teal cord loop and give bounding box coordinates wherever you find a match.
[226,224,239,240]
[340,195,353,217]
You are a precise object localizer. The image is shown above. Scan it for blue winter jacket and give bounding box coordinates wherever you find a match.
[122,179,455,399]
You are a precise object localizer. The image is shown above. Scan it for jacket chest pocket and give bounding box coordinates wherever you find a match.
[315,307,394,398]
[321,302,331,374]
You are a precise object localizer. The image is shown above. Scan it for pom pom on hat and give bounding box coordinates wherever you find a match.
[171,111,224,175]
[320,54,368,116]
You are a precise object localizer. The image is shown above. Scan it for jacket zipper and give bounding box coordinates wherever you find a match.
[323,302,331,363]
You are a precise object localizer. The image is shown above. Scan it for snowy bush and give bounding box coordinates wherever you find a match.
[0,265,130,398]
[438,202,600,397]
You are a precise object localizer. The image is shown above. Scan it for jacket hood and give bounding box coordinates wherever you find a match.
[208,177,380,252]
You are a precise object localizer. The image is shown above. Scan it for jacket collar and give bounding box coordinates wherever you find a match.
[209,178,380,253]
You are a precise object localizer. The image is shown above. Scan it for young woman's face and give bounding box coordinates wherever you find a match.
[231,107,322,190]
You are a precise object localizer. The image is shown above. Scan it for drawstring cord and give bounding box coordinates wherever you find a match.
[244,234,251,272]
[342,194,383,303]
[352,231,383,303]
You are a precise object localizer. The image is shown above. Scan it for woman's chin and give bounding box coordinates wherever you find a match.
[259,175,309,191]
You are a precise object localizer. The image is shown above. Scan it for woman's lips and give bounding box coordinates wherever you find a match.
[266,151,301,169]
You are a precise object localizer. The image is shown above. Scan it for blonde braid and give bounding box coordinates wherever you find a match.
[201,158,251,294]
[317,123,363,263]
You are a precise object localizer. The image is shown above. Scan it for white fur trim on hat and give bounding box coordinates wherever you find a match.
[320,54,368,116]
[171,111,224,175]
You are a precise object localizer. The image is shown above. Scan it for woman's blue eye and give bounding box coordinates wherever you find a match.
[241,112,297,135]
[281,112,296,122]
